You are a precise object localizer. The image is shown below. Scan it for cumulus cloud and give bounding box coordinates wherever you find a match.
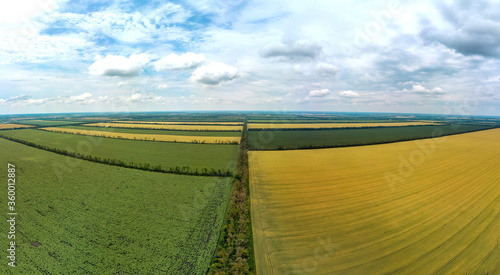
[403,85,445,96]
[70,92,92,101]
[153,52,205,70]
[88,54,150,77]
[340,90,360,98]
[191,62,240,85]
[117,81,129,87]
[421,1,500,57]
[309,89,330,97]
[260,41,322,60]
[156,84,169,90]
[124,92,166,103]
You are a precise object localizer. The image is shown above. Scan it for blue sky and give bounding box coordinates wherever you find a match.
[0,0,499,115]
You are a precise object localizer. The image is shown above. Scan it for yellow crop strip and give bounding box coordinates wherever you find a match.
[249,129,500,274]
[42,127,241,144]
[84,122,242,131]
[0,124,34,129]
[247,122,441,129]
[115,121,244,125]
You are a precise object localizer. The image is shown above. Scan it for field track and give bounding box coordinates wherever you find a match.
[85,122,242,131]
[249,128,500,274]
[247,121,441,129]
[42,127,241,144]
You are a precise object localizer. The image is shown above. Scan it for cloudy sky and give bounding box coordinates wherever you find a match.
[0,0,499,115]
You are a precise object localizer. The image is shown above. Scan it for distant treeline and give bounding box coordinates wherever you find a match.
[247,124,447,131]
[0,134,232,177]
[114,122,244,126]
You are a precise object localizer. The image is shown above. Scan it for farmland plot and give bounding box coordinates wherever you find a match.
[42,127,241,144]
[249,129,500,274]
[0,124,34,129]
[57,125,243,137]
[85,123,242,131]
[0,138,233,274]
[247,121,441,129]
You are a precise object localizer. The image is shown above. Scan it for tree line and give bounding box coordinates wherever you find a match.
[0,134,232,177]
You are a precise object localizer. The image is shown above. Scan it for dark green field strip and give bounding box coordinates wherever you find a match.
[0,129,239,173]
[57,125,243,137]
[248,124,495,150]
[247,119,419,124]
[14,120,85,127]
[0,138,232,274]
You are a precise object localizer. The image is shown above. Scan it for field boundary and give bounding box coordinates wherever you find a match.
[0,133,233,177]
[249,125,497,151]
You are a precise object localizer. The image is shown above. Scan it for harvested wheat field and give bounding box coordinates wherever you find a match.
[247,122,441,129]
[42,127,241,144]
[85,122,242,131]
[249,128,500,274]
[0,123,34,129]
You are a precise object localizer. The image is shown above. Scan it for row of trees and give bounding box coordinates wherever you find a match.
[0,134,232,177]
[209,119,255,274]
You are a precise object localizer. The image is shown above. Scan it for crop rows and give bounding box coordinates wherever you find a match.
[249,129,500,274]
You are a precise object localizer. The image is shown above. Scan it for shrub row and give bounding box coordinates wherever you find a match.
[0,134,232,177]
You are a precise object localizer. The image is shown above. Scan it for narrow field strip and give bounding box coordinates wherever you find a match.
[42,127,241,144]
[250,128,500,274]
[247,121,442,129]
[115,120,244,125]
[85,122,243,131]
[0,123,34,129]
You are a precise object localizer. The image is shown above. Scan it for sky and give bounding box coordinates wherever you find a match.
[0,0,499,116]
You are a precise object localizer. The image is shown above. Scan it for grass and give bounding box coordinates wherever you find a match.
[0,137,233,274]
[85,123,243,132]
[57,125,243,137]
[248,124,494,150]
[249,129,500,274]
[247,122,442,130]
[0,129,239,173]
[42,127,241,144]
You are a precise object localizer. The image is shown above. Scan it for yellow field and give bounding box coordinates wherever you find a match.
[42,127,241,144]
[115,121,244,125]
[249,129,500,274]
[0,124,34,129]
[85,122,243,131]
[247,122,441,129]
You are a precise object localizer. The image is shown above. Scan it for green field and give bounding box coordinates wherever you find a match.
[14,120,83,126]
[0,137,233,274]
[57,125,242,137]
[0,129,238,173]
[248,124,494,150]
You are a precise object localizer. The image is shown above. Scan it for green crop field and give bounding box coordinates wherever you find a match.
[57,125,242,137]
[248,124,494,150]
[14,120,83,126]
[0,137,233,274]
[0,129,238,173]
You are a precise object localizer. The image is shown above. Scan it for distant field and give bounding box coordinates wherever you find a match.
[116,121,244,125]
[42,127,241,144]
[249,129,500,274]
[86,123,243,131]
[247,119,417,123]
[247,122,441,129]
[0,129,238,173]
[0,137,232,274]
[14,120,81,126]
[248,124,492,150]
[0,123,34,129]
[58,125,242,137]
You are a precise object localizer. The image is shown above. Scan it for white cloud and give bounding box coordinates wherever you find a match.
[309,89,330,97]
[260,40,322,60]
[156,84,169,90]
[117,81,129,87]
[70,92,92,101]
[340,90,360,98]
[88,54,150,77]
[191,62,240,85]
[403,84,445,96]
[153,52,205,70]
